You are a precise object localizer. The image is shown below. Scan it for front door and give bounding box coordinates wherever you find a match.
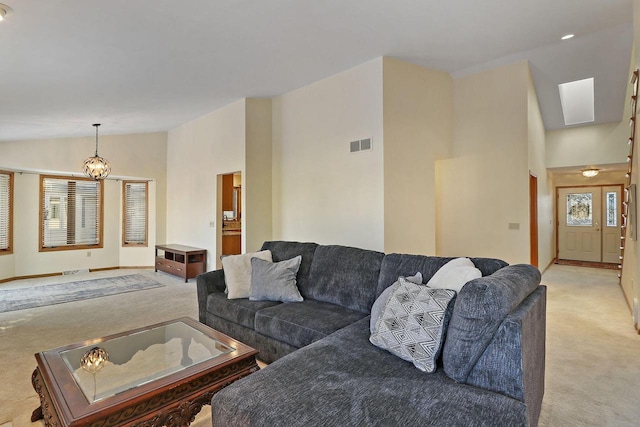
[557,186,622,263]
[602,186,622,264]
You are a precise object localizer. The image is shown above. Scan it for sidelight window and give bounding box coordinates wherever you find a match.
[123,181,148,246]
[0,171,13,254]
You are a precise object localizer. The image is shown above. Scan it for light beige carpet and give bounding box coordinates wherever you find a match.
[0,265,638,426]
[539,265,640,426]
[0,269,212,427]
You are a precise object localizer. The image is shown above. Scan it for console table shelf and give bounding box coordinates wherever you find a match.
[155,244,206,282]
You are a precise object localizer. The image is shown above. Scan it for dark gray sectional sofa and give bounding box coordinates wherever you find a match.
[196,241,546,426]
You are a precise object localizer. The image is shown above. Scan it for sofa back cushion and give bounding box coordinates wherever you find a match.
[376,254,507,299]
[442,264,541,383]
[307,245,384,313]
[260,241,318,298]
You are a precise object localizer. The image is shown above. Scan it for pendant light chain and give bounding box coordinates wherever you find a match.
[94,123,100,156]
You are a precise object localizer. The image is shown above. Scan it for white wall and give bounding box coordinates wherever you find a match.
[382,58,452,255]
[0,132,166,280]
[437,61,531,264]
[528,67,554,269]
[272,59,385,251]
[166,99,246,269]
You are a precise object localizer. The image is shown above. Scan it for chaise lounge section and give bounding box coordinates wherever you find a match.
[196,241,546,426]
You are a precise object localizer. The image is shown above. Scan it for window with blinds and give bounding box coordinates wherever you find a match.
[123,181,148,246]
[0,171,13,254]
[40,176,103,250]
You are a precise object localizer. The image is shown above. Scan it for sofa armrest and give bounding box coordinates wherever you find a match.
[196,269,226,323]
[464,285,546,427]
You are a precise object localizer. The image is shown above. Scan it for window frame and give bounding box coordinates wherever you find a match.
[0,170,14,255]
[39,174,104,252]
[122,180,149,247]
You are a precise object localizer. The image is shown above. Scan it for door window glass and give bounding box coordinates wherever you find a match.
[566,193,592,226]
[606,192,617,227]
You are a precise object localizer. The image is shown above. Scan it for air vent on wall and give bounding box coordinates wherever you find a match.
[349,138,372,153]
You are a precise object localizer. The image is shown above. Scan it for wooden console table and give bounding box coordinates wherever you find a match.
[155,244,206,282]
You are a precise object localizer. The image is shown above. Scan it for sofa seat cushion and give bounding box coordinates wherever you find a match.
[212,318,528,427]
[206,290,281,329]
[255,299,369,349]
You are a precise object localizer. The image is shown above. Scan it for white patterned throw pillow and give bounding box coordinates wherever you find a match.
[370,272,423,334]
[370,277,456,373]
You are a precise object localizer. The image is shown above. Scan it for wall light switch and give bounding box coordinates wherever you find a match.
[209,221,215,228]
[508,223,520,230]
[87,251,91,257]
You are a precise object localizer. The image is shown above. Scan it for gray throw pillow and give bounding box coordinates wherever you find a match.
[370,272,422,334]
[370,277,456,373]
[249,256,303,303]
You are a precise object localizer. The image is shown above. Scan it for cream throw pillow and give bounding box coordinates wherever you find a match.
[426,257,481,292]
[222,250,273,299]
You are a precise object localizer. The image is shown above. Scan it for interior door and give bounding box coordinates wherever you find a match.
[602,186,622,264]
[558,187,602,262]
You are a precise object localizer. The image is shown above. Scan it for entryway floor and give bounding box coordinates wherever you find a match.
[555,259,619,270]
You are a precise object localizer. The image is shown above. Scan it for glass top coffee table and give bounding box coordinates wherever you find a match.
[31,317,258,426]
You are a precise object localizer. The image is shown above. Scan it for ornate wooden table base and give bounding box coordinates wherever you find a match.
[31,358,258,427]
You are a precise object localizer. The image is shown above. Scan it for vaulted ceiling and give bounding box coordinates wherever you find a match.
[0,0,633,141]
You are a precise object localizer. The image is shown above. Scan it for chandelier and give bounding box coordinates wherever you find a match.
[83,124,111,180]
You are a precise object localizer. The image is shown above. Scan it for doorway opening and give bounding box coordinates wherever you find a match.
[216,172,242,267]
[556,185,623,265]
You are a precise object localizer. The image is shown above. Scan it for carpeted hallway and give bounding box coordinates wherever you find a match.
[0,264,638,426]
[539,264,640,426]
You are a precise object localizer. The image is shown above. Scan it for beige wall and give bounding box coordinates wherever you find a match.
[552,171,626,187]
[245,99,273,253]
[528,68,555,269]
[621,0,640,325]
[382,58,452,255]
[272,59,385,251]
[437,61,531,265]
[0,132,166,280]
[167,99,246,269]
[546,122,630,169]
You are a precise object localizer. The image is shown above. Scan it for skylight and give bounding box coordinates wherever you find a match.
[558,78,595,126]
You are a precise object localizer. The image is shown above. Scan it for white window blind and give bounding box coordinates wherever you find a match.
[0,172,12,252]
[42,176,101,248]
[123,181,148,246]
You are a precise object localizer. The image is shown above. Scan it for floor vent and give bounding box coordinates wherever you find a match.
[62,269,90,276]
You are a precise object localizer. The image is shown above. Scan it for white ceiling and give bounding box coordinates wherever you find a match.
[0,0,634,142]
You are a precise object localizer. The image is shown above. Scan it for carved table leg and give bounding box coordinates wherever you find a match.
[31,369,44,422]
[31,405,43,422]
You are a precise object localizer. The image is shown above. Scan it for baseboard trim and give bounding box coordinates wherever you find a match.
[541,258,556,274]
[0,266,154,284]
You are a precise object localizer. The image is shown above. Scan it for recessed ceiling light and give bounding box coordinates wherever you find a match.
[561,34,575,40]
[0,3,12,21]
